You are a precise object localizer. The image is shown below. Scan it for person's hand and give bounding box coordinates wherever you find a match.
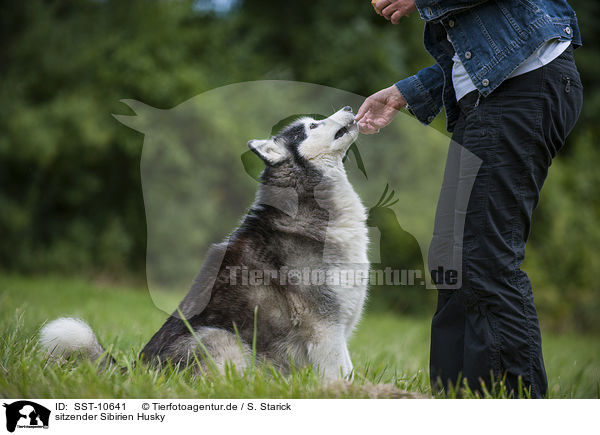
[373,0,417,24]
[355,85,406,134]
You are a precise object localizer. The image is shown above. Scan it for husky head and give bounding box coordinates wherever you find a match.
[247,106,359,181]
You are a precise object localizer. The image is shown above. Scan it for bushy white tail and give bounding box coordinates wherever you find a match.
[39,317,106,361]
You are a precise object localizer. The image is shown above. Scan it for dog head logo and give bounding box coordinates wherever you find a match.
[3,401,50,432]
[112,81,466,315]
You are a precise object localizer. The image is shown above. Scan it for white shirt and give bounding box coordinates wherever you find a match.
[451,38,571,102]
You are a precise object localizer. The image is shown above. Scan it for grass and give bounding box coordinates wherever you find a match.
[0,274,598,398]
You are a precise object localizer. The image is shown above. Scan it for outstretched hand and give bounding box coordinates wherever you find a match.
[373,0,417,24]
[355,85,407,134]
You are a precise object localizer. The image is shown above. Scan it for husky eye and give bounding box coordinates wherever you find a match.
[309,123,319,129]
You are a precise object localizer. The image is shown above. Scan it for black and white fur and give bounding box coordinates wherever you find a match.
[40,107,368,379]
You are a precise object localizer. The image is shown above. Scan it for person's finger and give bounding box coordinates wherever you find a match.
[359,125,378,135]
[391,10,406,24]
[366,119,381,134]
[355,102,371,121]
[358,122,373,134]
[381,4,399,20]
[370,117,389,129]
[358,119,377,134]
[371,1,382,16]
[374,0,391,14]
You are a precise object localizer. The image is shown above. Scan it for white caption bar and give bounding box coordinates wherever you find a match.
[1,399,597,435]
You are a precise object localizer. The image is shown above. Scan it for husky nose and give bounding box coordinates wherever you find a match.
[342,106,353,112]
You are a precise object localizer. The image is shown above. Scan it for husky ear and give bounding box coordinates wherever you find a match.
[247,139,288,165]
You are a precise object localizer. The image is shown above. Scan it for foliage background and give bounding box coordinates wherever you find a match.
[1,0,598,333]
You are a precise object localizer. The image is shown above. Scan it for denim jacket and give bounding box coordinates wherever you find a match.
[395,0,581,132]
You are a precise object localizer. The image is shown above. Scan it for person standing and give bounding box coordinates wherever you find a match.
[356,0,583,398]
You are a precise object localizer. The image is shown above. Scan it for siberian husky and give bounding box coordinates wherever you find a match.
[40,106,369,379]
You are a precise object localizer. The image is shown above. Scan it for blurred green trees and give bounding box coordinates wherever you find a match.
[0,0,598,332]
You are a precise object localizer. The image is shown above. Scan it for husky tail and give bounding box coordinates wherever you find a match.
[39,317,114,365]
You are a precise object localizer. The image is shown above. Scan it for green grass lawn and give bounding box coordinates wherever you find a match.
[0,275,598,398]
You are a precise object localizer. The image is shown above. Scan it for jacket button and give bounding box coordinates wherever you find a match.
[565,26,571,35]
[464,51,472,60]
[482,79,490,87]
[448,20,455,28]
[427,115,435,123]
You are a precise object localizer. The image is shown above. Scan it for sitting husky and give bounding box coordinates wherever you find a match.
[40,106,369,379]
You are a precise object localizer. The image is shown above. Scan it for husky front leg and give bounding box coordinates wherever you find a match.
[341,343,354,379]
[307,328,353,379]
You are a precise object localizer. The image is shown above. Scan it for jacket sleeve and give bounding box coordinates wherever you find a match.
[414,0,489,21]
[394,63,444,125]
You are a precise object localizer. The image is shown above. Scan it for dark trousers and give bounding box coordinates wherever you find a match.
[428,46,583,398]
